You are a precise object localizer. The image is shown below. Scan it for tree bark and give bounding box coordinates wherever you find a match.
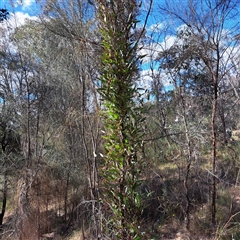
[0,171,7,226]
[211,79,218,225]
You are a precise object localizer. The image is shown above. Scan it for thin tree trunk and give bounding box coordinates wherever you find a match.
[180,90,192,230]
[64,170,70,222]
[0,171,7,226]
[211,81,218,225]
[0,132,7,226]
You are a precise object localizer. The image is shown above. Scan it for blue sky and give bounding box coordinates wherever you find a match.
[0,0,171,90]
[1,0,238,94]
[1,0,41,16]
[1,0,164,20]
[1,0,34,11]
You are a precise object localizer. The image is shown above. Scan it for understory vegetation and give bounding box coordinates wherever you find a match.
[0,0,240,239]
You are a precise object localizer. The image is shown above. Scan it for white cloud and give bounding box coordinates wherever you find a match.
[2,11,38,29]
[0,12,38,51]
[148,22,165,32]
[162,35,176,49]
[10,0,35,8]
[138,69,173,90]
[138,69,154,90]
[138,35,176,64]
[23,0,34,7]
[138,43,161,63]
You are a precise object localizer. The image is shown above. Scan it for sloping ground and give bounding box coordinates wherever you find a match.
[1,143,240,239]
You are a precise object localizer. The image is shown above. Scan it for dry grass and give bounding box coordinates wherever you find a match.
[232,130,240,141]
[67,230,85,240]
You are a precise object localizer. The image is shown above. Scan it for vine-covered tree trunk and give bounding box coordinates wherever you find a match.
[97,0,151,239]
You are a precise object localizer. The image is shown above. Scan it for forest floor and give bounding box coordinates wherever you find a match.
[1,141,240,239]
[1,187,240,240]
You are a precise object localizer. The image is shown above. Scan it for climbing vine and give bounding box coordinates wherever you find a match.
[97,0,149,239]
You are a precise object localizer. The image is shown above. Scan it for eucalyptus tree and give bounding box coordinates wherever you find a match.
[0,18,60,237]
[0,51,21,225]
[34,0,103,237]
[145,27,208,230]
[0,8,15,227]
[10,9,103,237]
[158,0,240,225]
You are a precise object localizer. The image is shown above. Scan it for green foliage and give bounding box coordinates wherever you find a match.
[97,0,146,239]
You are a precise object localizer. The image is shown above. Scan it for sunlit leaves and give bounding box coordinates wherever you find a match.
[97,0,146,239]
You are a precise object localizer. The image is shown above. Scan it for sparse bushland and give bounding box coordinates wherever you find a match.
[0,0,240,239]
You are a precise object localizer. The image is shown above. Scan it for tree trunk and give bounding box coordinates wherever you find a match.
[0,171,7,226]
[211,80,218,225]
